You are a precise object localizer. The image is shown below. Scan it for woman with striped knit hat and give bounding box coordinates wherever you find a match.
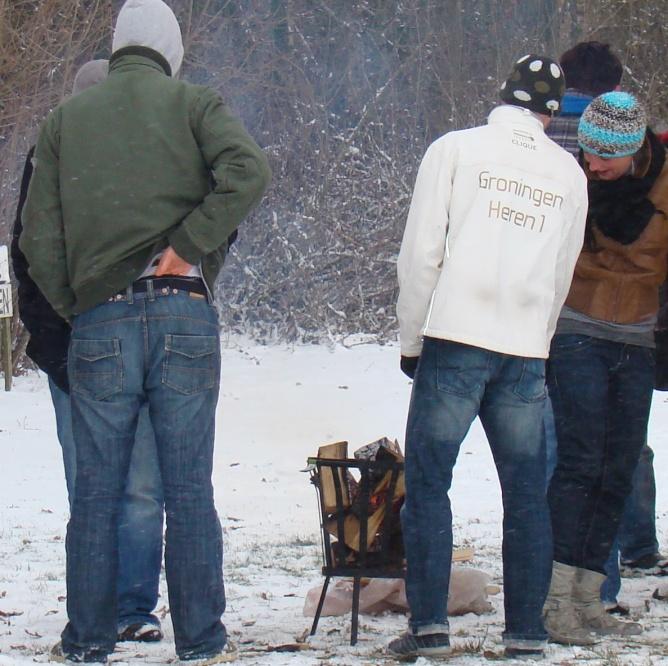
[543,91,668,645]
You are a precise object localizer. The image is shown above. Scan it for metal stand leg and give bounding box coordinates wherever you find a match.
[310,576,330,636]
[351,576,361,645]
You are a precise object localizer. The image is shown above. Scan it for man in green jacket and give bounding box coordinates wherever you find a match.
[21,0,270,662]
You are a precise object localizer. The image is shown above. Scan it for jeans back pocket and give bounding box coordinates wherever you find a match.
[162,334,219,395]
[70,338,123,401]
[435,341,488,396]
[513,358,547,403]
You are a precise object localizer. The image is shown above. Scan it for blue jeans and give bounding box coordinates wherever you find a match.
[600,444,659,603]
[544,394,658,603]
[402,338,551,646]
[618,444,659,563]
[61,287,226,661]
[547,335,654,575]
[543,396,558,485]
[49,378,164,630]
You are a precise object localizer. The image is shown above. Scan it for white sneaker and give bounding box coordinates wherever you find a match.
[117,622,163,642]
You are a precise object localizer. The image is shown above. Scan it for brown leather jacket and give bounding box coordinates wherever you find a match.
[565,137,668,323]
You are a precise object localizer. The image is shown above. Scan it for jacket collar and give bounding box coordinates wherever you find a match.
[488,105,546,132]
[109,46,171,77]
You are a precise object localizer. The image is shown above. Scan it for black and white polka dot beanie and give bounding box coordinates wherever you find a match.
[499,54,565,116]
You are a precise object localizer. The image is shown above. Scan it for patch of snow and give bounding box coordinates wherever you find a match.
[1,342,668,664]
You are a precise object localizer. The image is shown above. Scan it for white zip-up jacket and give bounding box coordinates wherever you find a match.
[397,105,588,359]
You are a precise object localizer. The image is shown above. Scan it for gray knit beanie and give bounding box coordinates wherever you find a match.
[72,59,109,96]
[578,92,647,157]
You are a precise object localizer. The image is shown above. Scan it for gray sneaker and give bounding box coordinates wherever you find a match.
[387,631,451,659]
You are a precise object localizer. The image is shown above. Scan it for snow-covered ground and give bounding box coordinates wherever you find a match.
[2,340,668,665]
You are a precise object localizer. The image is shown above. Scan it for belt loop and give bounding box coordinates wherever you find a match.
[126,283,134,305]
[202,279,213,305]
[146,279,155,302]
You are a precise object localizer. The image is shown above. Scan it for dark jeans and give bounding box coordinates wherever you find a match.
[618,444,659,563]
[61,287,226,660]
[49,379,164,630]
[402,337,550,645]
[600,443,659,602]
[547,335,654,575]
[545,396,659,602]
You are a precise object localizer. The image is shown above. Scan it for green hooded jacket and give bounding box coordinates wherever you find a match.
[20,47,271,319]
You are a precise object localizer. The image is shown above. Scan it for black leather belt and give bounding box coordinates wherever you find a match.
[110,277,208,301]
[136,276,207,296]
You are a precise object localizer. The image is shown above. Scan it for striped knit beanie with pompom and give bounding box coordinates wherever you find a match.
[578,92,647,157]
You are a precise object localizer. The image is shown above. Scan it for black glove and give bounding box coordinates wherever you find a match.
[400,355,419,379]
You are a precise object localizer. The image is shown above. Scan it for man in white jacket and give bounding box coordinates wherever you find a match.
[390,54,588,660]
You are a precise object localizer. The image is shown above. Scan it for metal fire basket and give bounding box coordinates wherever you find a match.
[309,457,405,645]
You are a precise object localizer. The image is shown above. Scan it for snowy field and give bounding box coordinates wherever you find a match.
[2,340,668,665]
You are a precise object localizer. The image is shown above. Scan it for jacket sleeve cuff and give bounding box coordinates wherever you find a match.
[400,338,424,356]
[167,224,206,266]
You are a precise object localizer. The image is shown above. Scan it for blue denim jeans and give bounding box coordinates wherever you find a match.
[61,287,226,661]
[402,337,551,646]
[49,379,164,630]
[547,335,654,575]
[545,391,659,603]
[600,443,658,603]
[543,396,558,486]
[618,444,659,563]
